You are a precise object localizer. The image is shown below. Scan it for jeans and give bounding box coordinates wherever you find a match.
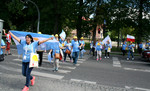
[128,50,134,58]
[105,50,110,57]
[89,48,92,54]
[72,52,79,64]
[80,50,84,58]
[22,62,33,87]
[64,52,72,61]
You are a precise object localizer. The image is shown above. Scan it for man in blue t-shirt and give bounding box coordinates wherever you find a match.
[138,42,143,55]
[122,41,127,56]
[79,37,85,58]
[71,36,81,65]
[127,42,134,60]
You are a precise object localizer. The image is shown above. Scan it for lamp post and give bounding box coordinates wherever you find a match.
[0,19,4,54]
[21,0,40,33]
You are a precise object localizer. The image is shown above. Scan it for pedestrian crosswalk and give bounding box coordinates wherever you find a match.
[0,53,90,80]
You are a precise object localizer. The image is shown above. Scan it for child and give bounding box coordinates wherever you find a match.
[96,39,102,61]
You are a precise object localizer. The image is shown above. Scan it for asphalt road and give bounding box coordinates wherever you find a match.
[0,47,150,91]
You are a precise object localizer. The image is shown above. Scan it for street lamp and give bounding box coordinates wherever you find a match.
[21,0,40,33]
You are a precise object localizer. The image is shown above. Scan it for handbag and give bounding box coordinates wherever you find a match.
[29,45,39,68]
[0,54,4,61]
[55,53,60,59]
[65,49,71,54]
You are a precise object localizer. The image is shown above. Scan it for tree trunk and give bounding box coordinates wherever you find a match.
[76,0,83,39]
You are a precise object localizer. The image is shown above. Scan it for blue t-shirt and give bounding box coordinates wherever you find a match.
[53,43,62,56]
[71,40,74,44]
[139,44,143,49]
[79,40,85,45]
[122,44,127,50]
[65,43,72,51]
[20,40,39,62]
[72,41,80,52]
[96,42,102,51]
[128,44,134,50]
[105,44,111,50]
[0,39,5,54]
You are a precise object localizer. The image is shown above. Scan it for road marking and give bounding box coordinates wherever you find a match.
[125,86,150,91]
[124,67,150,73]
[112,57,121,67]
[121,60,150,64]
[59,66,76,70]
[9,61,71,74]
[0,64,64,80]
[70,79,96,84]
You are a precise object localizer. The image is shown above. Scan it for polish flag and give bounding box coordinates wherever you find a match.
[127,34,135,42]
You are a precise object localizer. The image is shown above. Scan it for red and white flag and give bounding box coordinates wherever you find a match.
[127,34,135,42]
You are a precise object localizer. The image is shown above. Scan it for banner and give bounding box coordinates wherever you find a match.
[102,35,112,48]
[10,30,59,55]
[127,34,135,42]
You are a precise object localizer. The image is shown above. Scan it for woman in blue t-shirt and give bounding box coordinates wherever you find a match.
[105,41,111,58]
[9,32,54,91]
[64,39,72,62]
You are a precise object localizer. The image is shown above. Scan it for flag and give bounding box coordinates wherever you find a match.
[127,34,135,42]
[10,30,59,55]
[59,30,66,40]
[102,35,112,48]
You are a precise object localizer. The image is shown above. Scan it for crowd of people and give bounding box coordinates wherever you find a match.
[0,29,150,91]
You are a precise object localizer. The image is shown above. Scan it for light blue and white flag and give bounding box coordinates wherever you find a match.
[102,35,112,48]
[10,30,59,55]
[59,30,66,40]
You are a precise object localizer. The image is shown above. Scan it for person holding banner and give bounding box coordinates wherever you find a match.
[104,41,111,58]
[9,31,54,91]
[96,39,103,61]
[3,29,12,55]
[71,36,81,65]
[79,37,85,59]
[64,39,72,62]
[127,42,135,61]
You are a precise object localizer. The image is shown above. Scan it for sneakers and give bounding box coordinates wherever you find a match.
[31,76,35,86]
[132,58,134,60]
[105,56,106,58]
[70,59,72,62]
[22,86,29,91]
[107,57,109,58]
[100,58,102,60]
[96,58,98,61]
[127,58,129,60]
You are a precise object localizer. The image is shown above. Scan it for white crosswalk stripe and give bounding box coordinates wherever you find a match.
[1,53,88,80]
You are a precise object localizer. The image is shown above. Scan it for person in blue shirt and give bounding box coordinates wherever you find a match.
[9,31,54,91]
[105,41,111,58]
[138,42,143,55]
[122,41,127,56]
[145,40,150,50]
[52,42,63,72]
[0,39,6,54]
[64,39,72,62]
[96,39,103,61]
[79,37,85,59]
[89,41,93,55]
[0,39,6,61]
[71,36,81,65]
[127,42,135,60]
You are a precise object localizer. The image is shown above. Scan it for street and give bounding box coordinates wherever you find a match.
[0,48,150,91]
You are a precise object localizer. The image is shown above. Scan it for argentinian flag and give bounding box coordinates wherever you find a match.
[10,30,59,55]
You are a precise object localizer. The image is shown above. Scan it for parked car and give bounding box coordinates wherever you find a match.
[142,49,150,61]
